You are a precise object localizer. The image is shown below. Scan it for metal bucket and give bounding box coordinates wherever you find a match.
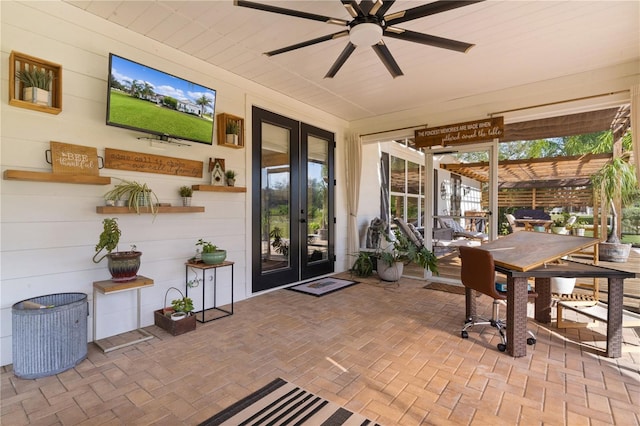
[12,293,88,379]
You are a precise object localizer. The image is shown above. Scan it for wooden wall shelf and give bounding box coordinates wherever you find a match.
[96,206,205,214]
[192,185,246,193]
[216,113,244,148]
[9,51,62,115]
[4,170,111,185]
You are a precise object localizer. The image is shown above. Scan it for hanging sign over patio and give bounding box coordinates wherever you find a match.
[414,116,504,148]
[104,148,203,177]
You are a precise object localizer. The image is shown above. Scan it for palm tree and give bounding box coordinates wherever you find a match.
[590,131,637,244]
[196,95,212,117]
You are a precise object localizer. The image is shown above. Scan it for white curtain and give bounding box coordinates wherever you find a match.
[631,84,640,182]
[345,133,362,256]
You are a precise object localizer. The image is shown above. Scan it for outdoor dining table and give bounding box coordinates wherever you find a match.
[514,218,553,231]
[470,232,636,358]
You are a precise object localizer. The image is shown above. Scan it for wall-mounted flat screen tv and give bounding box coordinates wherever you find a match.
[106,53,216,145]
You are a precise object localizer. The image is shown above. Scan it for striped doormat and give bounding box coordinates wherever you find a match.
[199,377,380,426]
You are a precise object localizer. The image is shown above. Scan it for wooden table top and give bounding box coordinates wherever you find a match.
[478,232,600,272]
[93,275,154,293]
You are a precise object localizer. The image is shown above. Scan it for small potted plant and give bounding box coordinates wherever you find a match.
[225,120,239,145]
[93,218,141,281]
[550,217,567,234]
[375,230,438,282]
[179,185,193,207]
[16,67,53,106]
[196,238,227,264]
[154,287,196,335]
[573,220,587,236]
[103,179,159,215]
[225,170,237,186]
[170,295,194,321]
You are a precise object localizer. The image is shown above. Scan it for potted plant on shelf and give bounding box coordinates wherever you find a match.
[103,179,159,215]
[179,185,193,207]
[195,238,227,264]
[93,217,141,282]
[225,120,239,145]
[225,170,237,186]
[16,67,53,106]
[375,230,438,282]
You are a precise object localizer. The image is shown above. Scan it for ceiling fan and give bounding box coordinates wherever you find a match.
[235,0,483,78]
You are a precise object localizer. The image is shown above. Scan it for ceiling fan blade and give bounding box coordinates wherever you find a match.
[325,43,356,78]
[372,41,403,78]
[385,0,484,26]
[266,31,349,56]
[358,0,376,16]
[384,27,474,53]
[341,1,362,18]
[236,0,348,26]
[374,0,395,18]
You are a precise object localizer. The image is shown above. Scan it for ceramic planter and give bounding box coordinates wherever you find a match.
[23,87,49,106]
[106,251,141,281]
[201,250,227,264]
[551,277,576,295]
[376,259,404,282]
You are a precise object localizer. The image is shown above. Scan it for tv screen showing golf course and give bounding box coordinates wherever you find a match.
[107,54,216,145]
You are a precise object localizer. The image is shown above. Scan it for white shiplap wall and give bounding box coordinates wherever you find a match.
[0,1,349,366]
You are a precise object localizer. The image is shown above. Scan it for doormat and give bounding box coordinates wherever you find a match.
[424,282,467,295]
[198,377,380,426]
[288,277,358,297]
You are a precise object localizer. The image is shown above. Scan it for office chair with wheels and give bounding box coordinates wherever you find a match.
[458,246,536,352]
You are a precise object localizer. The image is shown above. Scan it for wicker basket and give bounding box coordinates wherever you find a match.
[153,287,196,336]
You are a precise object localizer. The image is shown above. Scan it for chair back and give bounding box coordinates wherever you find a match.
[459,246,504,300]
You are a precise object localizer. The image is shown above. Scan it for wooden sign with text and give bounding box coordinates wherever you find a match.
[50,141,99,175]
[104,148,203,178]
[415,117,504,148]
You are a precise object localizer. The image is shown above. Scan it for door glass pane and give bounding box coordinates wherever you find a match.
[407,161,420,194]
[407,196,419,224]
[390,156,405,192]
[307,135,329,263]
[390,195,404,219]
[261,122,290,272]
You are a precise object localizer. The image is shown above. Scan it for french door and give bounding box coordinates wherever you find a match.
[251,106,335,293]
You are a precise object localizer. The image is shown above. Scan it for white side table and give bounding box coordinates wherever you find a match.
[93,275,154,353]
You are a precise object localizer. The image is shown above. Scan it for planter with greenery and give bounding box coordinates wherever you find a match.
[375,230,438,282]
[93,218,141,281]
[196,238,227,264]
[225,170,237,186]
[225,120,240,145]
[16,67,53,106]
[591,131,638,262]
[154,287,196,335]
[350,251,374,277]
[179,185,193,207]
[103,179,159,215]
[550,217,567,235]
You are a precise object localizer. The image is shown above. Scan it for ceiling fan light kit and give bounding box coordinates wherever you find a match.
[349,22,382,46]
[235,0,482,78]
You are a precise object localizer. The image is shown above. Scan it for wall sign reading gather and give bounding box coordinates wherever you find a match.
[104,148,203,178]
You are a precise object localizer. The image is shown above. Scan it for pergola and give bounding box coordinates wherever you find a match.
[436,105,632,210]
[440,153,614,209]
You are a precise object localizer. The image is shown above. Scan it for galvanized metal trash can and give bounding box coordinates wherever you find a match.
[12,293,88,379]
